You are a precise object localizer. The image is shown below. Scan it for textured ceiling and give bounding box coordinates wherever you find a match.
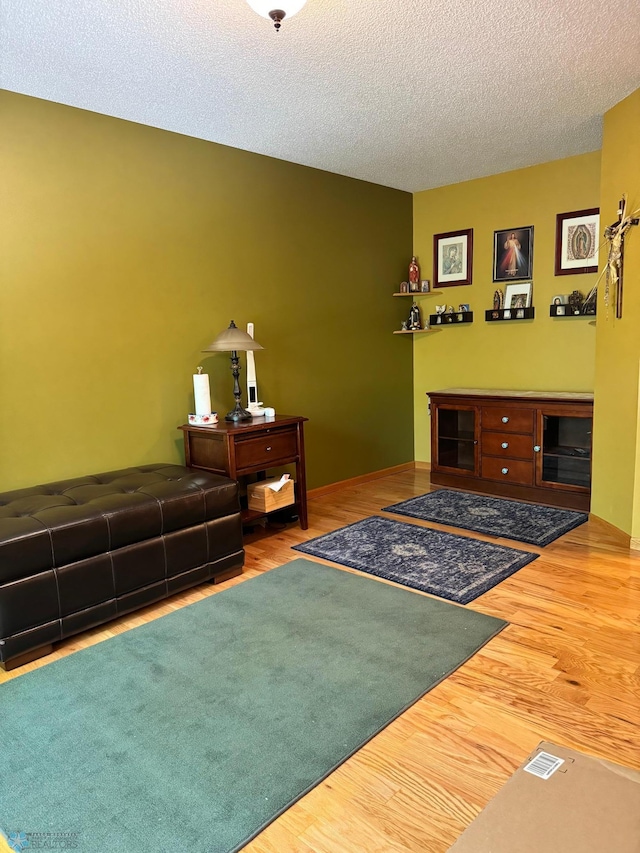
[2,0,640,192]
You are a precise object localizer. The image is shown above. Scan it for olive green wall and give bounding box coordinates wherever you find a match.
[0,91,413,492]
[412,152,601,462]
[591,87,640,538]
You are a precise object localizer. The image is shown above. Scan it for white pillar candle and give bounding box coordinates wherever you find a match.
[193,369,212,415]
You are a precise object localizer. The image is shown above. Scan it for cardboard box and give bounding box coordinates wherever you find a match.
[448,741,640,852]
[247,477,295,513]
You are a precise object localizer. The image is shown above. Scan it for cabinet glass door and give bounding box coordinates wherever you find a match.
[537,412,592,490]
[435,406,477,473]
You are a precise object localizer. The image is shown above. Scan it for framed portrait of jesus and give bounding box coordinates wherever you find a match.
[493,226,534,282]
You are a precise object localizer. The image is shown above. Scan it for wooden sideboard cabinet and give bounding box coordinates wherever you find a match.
[427,389,594,511]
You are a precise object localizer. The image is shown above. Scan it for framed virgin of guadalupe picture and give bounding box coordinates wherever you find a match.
[493,226,534,282]
[433,228,473,288]
[555,208,600,276]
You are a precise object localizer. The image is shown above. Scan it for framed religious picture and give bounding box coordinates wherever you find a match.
[493,226,534,282]
[504,281,532,309]
[433,228,473,288]
[555,208,600,276]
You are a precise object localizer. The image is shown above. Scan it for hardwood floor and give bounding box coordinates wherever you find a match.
[3,469,639,852]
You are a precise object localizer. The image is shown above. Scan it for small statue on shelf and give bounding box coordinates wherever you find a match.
[400,281,409,293]
[407,302,422,330]
[568,290,584,315]
[493,289,504,310]
[408,257,420,292]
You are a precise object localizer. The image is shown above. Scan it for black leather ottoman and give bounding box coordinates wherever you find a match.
[0,463,244,670]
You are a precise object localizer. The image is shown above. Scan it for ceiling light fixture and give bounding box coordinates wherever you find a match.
[246,0,307,31]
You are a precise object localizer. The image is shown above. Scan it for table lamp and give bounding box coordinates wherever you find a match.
[203,320,264,421]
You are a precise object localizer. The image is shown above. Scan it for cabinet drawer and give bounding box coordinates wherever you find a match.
[235,429,298,470]
[482,407,533,434]
[482,431,533,460]
[481,456,534,485]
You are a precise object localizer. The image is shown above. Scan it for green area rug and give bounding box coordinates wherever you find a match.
[0,559,507,853]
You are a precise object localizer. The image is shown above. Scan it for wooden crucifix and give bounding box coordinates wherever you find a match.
[604,196,639,318]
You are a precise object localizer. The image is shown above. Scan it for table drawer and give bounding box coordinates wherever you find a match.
[482,407,533,434]
[481,456,534,485]
[235,429,298,470]
[482,432,533,460]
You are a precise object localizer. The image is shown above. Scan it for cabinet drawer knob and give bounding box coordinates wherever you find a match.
[266,446,272,451]
[501,442,509,449]
[534,445,541,452]
[501,467,509,475]
[501,416,509,423]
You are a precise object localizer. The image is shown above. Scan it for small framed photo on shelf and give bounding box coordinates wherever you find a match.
[493,226,534,282]
[420,280,430,293]
[504,281,532,309]
[433,228,473,288]
[555,208,600,276]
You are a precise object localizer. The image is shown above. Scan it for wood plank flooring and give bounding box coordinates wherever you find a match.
[3,469,639,852]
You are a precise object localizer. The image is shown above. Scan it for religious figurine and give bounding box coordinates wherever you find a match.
[446,305,455,314]
[401,320,408,331]
[493,289,504,310]
[568,290,584,315]
[407,302,422,330]
[408,257,420,292]
[400,281,409,293]
[603,194,640,318]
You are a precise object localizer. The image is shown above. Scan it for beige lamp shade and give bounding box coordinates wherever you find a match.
[203,320,264,353]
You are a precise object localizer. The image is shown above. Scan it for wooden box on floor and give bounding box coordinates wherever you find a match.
[247,478,295,514]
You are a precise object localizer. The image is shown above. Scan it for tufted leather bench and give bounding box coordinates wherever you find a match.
[0,463,244,670]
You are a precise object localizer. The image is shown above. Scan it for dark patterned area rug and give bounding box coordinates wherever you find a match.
[383,490,588,546]
[293,516,538,604]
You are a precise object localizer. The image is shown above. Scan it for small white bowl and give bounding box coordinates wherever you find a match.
[188,413,218,426]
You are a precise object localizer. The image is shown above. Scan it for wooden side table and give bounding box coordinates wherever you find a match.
[180,415,308,529]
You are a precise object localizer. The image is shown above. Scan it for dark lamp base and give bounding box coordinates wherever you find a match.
[225,405,253,422]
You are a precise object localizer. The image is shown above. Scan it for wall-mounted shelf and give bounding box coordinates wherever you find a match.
[429,311,473,326]
[485,307,535,321]
[393,291,443,297]
[392,328,435,335]
[549,305,596,318]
